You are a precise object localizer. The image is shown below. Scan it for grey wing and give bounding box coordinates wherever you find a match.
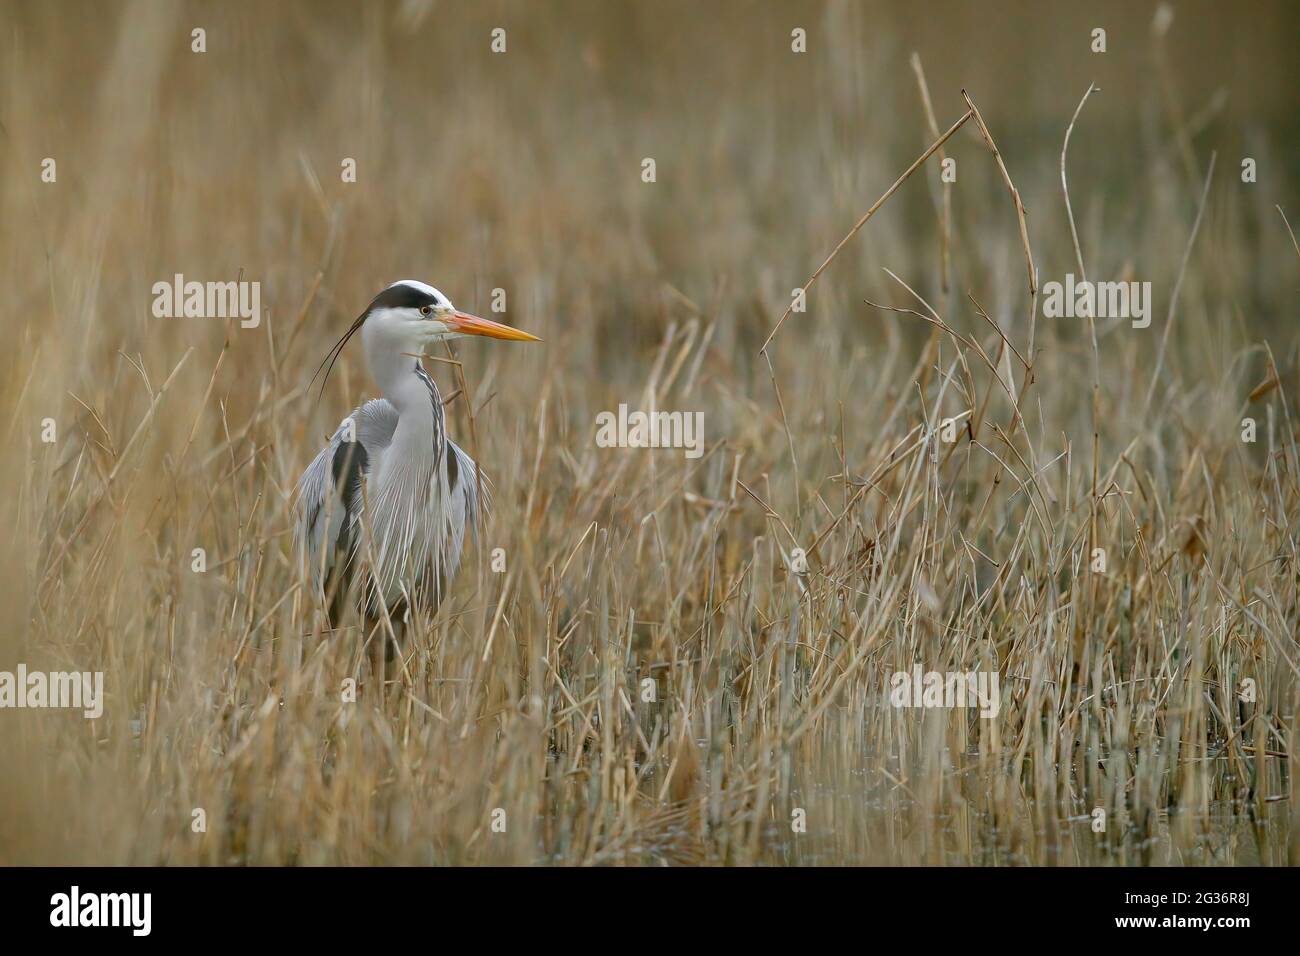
[441,438,490,582]
[295,399,398,618]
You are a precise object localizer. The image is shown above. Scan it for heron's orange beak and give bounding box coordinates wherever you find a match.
[449,311,541,342]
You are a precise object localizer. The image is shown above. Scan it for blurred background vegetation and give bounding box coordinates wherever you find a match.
[0,1,1296,865]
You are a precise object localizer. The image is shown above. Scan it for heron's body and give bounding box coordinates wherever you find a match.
[294,280,535,632]
[296,386,482,623]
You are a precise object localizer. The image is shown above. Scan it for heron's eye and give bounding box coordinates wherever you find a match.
[419,306,433,317]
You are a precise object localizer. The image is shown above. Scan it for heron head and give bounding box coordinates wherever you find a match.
[367,280,539,349]
[313,280,539,394]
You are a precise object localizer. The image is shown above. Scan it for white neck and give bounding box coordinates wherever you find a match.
[369,344,429,412]
[361,321,442,455]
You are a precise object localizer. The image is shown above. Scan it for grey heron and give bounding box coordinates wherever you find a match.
[295,280,538,656]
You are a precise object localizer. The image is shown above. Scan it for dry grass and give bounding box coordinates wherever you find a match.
[1,0,1297,865]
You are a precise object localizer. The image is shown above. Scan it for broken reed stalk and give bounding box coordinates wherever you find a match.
[959,90,1039,444]
[909,53,952,294]
[759,106,974,355]
[1061,82,1102,616]
[1143,151,1217,415]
